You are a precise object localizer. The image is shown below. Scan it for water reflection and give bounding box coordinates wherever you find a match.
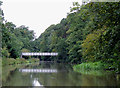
[33,78,43,86]
[2,62,120,86]
[19,69,57,73]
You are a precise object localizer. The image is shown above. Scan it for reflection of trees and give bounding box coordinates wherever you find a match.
[2,63,39,86]
[80,74,118,86]
[2,62,120,86]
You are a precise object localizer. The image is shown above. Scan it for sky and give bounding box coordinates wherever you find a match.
[1,0,82,38]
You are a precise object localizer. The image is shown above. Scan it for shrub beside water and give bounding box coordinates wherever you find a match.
[73,61,105,71]
[28,58,40,63]
[2,58,15,65]
[2,58,40,66]
[73,61,112,76]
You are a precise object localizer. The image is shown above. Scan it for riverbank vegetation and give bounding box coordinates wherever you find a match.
[0,1,39,65]
[2,58,39,66]
[73,61,116,75]
[0,1,120,74]
[32,2,120,73]
[2,62,39,83]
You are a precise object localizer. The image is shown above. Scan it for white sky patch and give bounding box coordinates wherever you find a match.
[1,0,82,38]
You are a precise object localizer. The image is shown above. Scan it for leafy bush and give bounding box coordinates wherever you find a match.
[2,58,39,66]
[73,61,112,76]
[73,61,105,71]
[2,58,16,65]
[28,58,39,63]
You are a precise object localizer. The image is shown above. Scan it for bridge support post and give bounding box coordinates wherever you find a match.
[21,55,22,58]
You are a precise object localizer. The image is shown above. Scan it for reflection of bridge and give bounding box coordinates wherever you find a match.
[21,52,58,58]
[19,69,57,73]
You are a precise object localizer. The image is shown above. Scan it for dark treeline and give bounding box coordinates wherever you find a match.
[0,1,35,59]
[32,2,120,71]
[0,1,120,71]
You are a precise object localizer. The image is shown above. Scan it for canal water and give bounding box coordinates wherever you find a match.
[2,62,120,87]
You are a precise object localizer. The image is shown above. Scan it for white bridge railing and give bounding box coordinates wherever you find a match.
[21,52,58,58]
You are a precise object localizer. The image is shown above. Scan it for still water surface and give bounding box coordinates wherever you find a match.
[2,62,120,87]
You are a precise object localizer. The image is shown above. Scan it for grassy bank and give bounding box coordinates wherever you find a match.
[2,58,40,66]
[1,58,40,83]
[73,61,117,76]
[2,62,40,83]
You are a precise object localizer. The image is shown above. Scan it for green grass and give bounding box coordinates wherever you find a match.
[2,58,40,66]
[73,61,113,76]
[73,61,104,70]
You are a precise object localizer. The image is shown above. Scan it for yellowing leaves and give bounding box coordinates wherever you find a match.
[82,29,104,61]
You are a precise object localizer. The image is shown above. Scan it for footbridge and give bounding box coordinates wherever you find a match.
[21,52,58,58]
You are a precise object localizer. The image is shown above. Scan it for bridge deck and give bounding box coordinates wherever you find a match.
[21,52,58,58]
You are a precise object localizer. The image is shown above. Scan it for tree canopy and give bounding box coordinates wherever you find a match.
[1,1,120,72]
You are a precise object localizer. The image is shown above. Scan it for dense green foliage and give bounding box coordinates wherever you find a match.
[33,2,120,72]
[0,1,120,72]
[33,20,69,61]
[0,2,34,58]
[73,61,105,71]
[0,1,39,66]
[2,58,39,66]
[0,1,3,58]
[73,61,113,76]
[2,23,34,58]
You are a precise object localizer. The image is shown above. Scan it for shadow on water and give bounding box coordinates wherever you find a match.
[2,61,120,87]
